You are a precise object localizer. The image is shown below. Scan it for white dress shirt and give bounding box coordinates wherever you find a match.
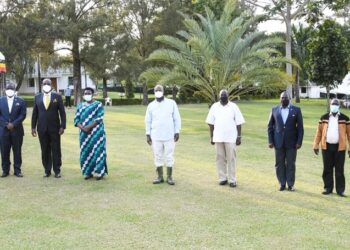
[145,98,181,141]
[326,113,339,144]
[280,105,290,124]
[7,96,14,113]
[206,102,245,143]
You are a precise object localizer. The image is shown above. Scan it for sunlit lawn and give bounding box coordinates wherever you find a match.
[0,99,349,249]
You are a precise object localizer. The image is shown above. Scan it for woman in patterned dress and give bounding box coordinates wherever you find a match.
[74,88,107,180]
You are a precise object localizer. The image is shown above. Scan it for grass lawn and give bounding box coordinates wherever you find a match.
[0,99,349,249]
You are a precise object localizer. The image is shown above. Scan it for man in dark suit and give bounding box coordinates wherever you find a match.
[31,78,66,178]
[0,82,26,177]
[268,91,304,191]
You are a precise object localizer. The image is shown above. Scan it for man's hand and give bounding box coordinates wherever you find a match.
[314,149,319,155]
[81,127,90,134]
[6,122,14,131]
[59,128,65,135]
[236,137,241,146]
[174,133,179,142]
[268,144,274,149]
[296,144,301,149]
[31,129,37,137]
[146,135,152,145]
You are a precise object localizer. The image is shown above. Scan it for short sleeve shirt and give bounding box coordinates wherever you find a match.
[206,102,245,143]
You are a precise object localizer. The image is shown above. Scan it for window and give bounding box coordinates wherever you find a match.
[68,77,73,86]
[28,78,35,88]
[301,87,307,94]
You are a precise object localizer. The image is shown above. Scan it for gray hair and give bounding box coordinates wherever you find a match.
[219,89,228,96]
[42,78,51,85]
[154,84,164,92]
[5,82,16,89]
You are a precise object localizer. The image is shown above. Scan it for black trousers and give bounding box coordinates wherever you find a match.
[38,131,62,175]
[0,134,23,174]
[65,96,71,107]
[322,143,345,194]
[275,147,297,187]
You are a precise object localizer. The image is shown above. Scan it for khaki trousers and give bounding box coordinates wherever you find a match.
[215,142,237,183]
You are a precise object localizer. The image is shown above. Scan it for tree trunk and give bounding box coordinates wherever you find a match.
[285,2,293,99]
[142,82,148,105]
[326,85,330,112]
[295,68,300,103]
[72,38,82,106]
[102,77,107,98]
[172,85,178,101]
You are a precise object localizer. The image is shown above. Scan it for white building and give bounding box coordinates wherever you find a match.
[18,65,96,94]
[299,82,321,98]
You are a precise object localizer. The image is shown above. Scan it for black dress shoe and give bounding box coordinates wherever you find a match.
[54,173,61,178]
[43,173,51,177]
[219,180,228,185]
[14,173,23,178]
[1,173,9,178]
[337,192,346,197]
[229,182,237,188]
[279,185,286,191]
[96,176,103,181]
[84,174,93,180]
[322,190,332,195]
[288,186,295,192]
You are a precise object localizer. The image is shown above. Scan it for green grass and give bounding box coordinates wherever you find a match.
[0,99,349,249]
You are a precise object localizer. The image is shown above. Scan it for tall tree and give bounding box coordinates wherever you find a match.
[307,19,349,106]
[141,0,295,104]
[53,0,116,105]
[292,23,312,102]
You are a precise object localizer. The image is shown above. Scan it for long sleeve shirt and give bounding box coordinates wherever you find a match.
[145,98,181,141]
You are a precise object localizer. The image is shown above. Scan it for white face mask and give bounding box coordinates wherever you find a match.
[330,105,339,113]
[5,89,15,97]
[83,95,92,102]
[42,85,52,93]
[155,91,164,98]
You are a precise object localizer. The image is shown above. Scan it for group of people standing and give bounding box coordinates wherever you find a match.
[0,79,107,180]
[0,80,348,196]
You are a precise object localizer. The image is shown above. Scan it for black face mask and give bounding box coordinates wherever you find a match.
[282,99,289,107]
[220,96,228,105]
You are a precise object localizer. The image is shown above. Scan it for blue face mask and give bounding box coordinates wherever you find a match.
[330,105,339,113]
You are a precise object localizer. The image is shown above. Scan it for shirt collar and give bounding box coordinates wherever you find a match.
[329,112,340,117]
[280,104,290,109]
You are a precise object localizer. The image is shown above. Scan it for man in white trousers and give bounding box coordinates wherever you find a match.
[206,89,245,187]
[145,84,181,185]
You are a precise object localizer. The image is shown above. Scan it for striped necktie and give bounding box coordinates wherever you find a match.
[44,94,50,110]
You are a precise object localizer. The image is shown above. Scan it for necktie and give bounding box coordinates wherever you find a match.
[44,94,50,110]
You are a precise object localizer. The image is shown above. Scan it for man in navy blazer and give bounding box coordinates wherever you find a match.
[31,79,66,178]
[0,82,26,177]
[268,92,304,191]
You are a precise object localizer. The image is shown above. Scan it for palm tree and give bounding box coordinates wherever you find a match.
[140,0,296,103]
[292,24,311,103]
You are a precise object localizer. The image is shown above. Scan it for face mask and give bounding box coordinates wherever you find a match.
[282,99,289,107]
[330,105,339,113]
[42,85,52,93]
[220,96,228,105]
[83,95,92,102]
[154,91,163,98]
[5,89,15,97]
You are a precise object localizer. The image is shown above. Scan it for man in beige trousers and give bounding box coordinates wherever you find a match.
[206,89,245,187]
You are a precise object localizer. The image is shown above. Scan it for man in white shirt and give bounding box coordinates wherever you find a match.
[206,89,245,187]
[0,82,26,177]
[145,85,181,185]
[313,99,350,197]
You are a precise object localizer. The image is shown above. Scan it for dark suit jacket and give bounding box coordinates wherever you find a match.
[31,92,66,133]
[0,96,26,137]
[268,104,304,149]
